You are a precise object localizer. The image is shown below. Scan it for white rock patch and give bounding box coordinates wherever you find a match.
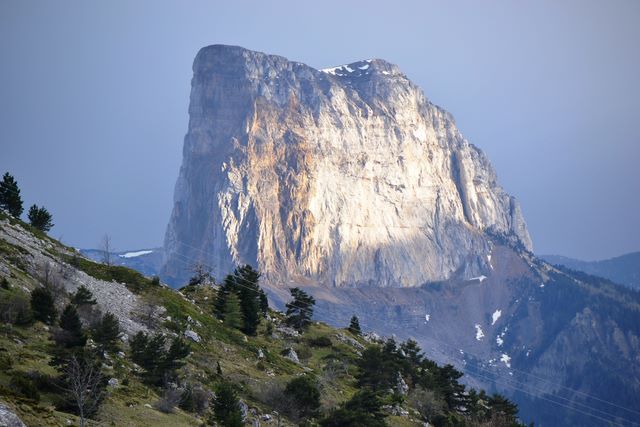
[491,309,502,325]
[500,353,511,368]
[475,324,485,341]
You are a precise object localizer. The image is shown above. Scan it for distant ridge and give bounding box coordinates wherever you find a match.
[541,251,640,290]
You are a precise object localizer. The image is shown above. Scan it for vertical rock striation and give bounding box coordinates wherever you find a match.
[162,45,532,287]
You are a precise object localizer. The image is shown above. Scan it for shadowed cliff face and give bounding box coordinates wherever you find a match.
[162,45,531,287]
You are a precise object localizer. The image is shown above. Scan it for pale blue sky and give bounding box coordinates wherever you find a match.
[1,0,638,260]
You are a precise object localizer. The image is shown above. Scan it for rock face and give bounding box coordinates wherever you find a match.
[162,45,531,287]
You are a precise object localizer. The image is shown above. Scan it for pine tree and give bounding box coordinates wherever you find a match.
[235,264,262,335]
[0,172,23,217]
[348,315,361,335]
[212,382,243,427]
[128,332,190,385]
[129,331,149,365]
[222,292,244,330]
[27,205,54,232]
[215,265,265,335]
[30,287,56,325]
[285,287,315,331]
[59,304,87,348]
[71,285,97,306]
[92,312,120,353]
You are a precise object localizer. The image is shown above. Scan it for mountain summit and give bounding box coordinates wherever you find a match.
[162,44,531,287]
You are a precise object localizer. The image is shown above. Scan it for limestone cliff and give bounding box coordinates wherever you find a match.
[162,45,532,287]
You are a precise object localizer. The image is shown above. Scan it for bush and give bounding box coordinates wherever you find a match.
[308,335,332,348]
[295,345,313,361]
[284,376,321,420]
[179,384,210,415]
[0,294,32,325]
[10,373,40,401]
[154,388,181,414]
[0,277,9,289]
[30,287,56,325]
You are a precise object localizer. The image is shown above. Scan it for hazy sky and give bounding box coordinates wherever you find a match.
[1,1,638,260]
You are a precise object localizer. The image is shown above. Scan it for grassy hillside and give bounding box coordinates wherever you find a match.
[0,212,525,426]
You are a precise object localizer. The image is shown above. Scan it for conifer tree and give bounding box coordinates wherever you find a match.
[92,312,120,353]
[212,382,243,427]
[71,285,97,306]
[215,265,264,335]
[129,331,149,365]
[285,287,315,331]
[27,205,54,232]
[0,172,23,217]
[348,315,361,335]
[30,287,56,325]
[235,264,262,335]
[222,292,244,330]
[59,304,87,348]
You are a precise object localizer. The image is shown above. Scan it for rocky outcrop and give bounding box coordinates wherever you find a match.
[0,403,26,427]
[162,45,531,287]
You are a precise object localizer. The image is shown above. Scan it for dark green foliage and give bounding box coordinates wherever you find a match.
[234,264,262,335]
[10,372,40,401]
[151,276,161,286]
[0,172,23,217]
[27,204,54,232]
[71,285,97,306]
[355,340,402,392]
[1,277,9,289]
[0,293,32,325]
[320,390,386,427]
[213,382,243,427]
[259,288,269,315]
[30,286,56,324]
[92,312,120,353]
[129,331,190,385]
[214,265,265,335]
[284,376,321,419]
[59,304,87,348]
[129,331,149,364]
[222,292,244,330]
[487,393,520,422]
[285,287,315,331]
[307,335,332,347]
[348,315,361,335]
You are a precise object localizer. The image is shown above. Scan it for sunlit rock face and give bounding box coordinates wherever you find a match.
[162,45,532,287]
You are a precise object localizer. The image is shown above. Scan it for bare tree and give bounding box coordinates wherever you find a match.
[189,262,213,286]
[100,234,112,266]
[60,355,105,427]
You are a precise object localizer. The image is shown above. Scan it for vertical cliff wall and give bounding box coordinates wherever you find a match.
[162,45,532,287]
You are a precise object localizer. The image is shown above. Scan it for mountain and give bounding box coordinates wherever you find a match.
[80,247,164,277]
[0,212,526,426]
[162,44,531,288]
[542,252,640,290]
[160,45,640,426]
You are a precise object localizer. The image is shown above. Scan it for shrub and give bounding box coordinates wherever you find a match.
[30,287,56,324]
[295,345,313,361]
[308,335,332,347]
[154,388,182,414]
[10,373,40,401]
[0,277,9,289]
[284,376,321,420]
[179,384,210,415]
[0,294,32,325]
